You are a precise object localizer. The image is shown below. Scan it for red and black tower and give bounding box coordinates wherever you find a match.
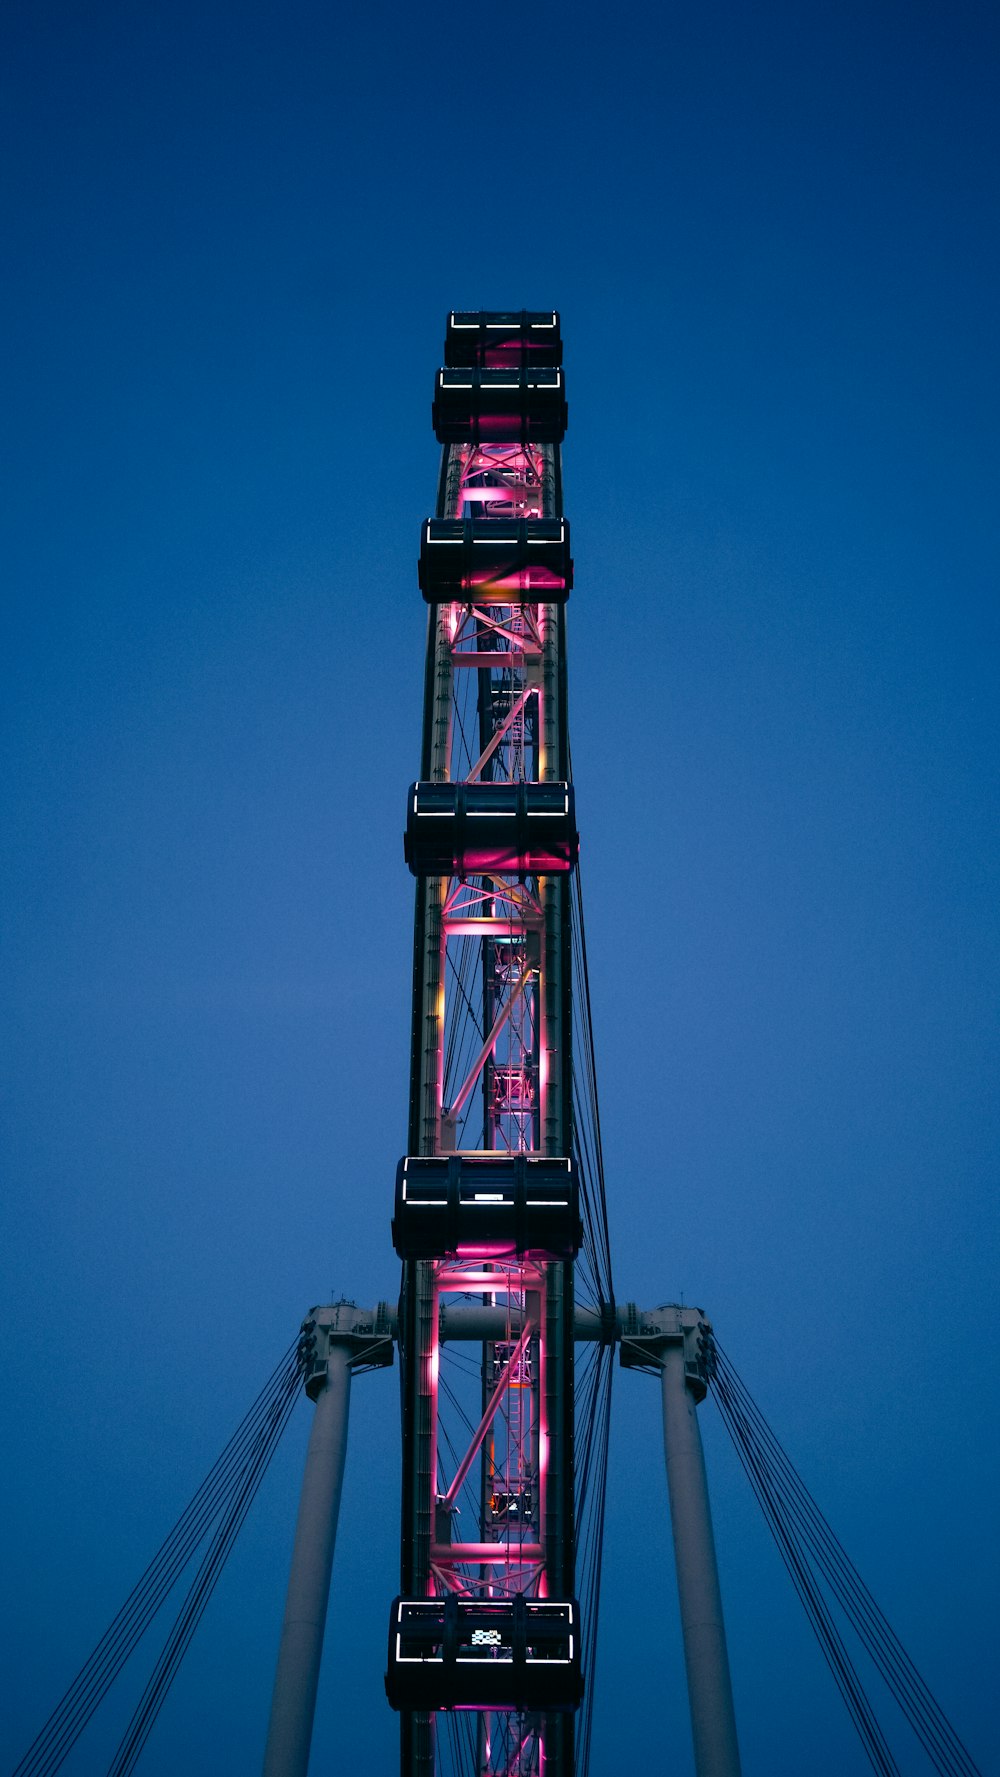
[388,311,580,1777]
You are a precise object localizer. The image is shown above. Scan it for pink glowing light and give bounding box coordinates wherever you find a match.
[429,1542,543,1564]
[451,843,575,874]
[455,1241,532,1258]
[456,486,511,506]
[465,570,564,593]
[436,1266,544,1290]
[443,918,539,939]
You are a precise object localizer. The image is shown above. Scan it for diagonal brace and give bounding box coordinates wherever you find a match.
[440,1322,533,1510]
[446,962,534,1122]
[465,686,537,783]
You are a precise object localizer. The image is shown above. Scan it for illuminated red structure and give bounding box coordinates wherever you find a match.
[392,308,580,1777]
[21,309,975,1777]
[260,312,732,1777]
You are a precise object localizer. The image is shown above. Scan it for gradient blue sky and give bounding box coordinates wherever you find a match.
[3,2,998,1772]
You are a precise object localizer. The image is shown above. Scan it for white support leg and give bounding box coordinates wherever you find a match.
[262,1343,352,1777]
[660,1339,742,1777]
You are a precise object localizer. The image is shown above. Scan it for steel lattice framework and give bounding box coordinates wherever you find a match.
[389,312,607,1777]
[11,311,753,1777]
[21,308,969,1777]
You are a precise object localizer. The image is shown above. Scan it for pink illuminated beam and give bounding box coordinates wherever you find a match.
[465,568,564,594]
[446,962,534,1123]
[515,1728,536,1770]
[440,1324,533,1509]
[430,1543,543,1563]
[443,919,538,939]
[434,1262,545,1289]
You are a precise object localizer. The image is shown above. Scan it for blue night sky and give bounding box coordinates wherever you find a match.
[3,2,998,1772]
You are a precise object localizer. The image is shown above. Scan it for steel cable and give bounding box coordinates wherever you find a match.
[711,1347,982,1777]
[574,1342,614,1777]
[714,1365,902,1775]
[13,1338,303,1777]
[568,855,614,1310]
[716,1348,984,1777]
[565,788,616,1777]
[104,1356,302,1776]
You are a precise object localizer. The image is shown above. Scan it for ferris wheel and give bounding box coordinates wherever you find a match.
[389,309,612,1777]
[6,309,723,1777]
[15,312,980,1777]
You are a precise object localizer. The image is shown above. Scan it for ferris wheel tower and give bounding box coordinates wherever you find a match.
[262,311,741,1777]
[395,312,579,1777]
[15,314,982,1777]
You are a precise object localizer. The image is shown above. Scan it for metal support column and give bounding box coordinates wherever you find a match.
[263,1302,393,1777]
[620,1304,741,1777]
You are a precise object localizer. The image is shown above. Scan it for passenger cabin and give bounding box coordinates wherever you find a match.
[385,1596,583,1713]
[433,369,568,444]
[393,1154,581,1260]
[445,309,563,368]
[404,782,578,877]
[418,517,572,603]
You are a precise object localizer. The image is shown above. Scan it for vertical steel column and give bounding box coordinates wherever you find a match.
[538,440,575,1775]
[399,335,576,1777]
[262,1345,352,1777]
[401,454,457,1777]
[660,1341,742,1777]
